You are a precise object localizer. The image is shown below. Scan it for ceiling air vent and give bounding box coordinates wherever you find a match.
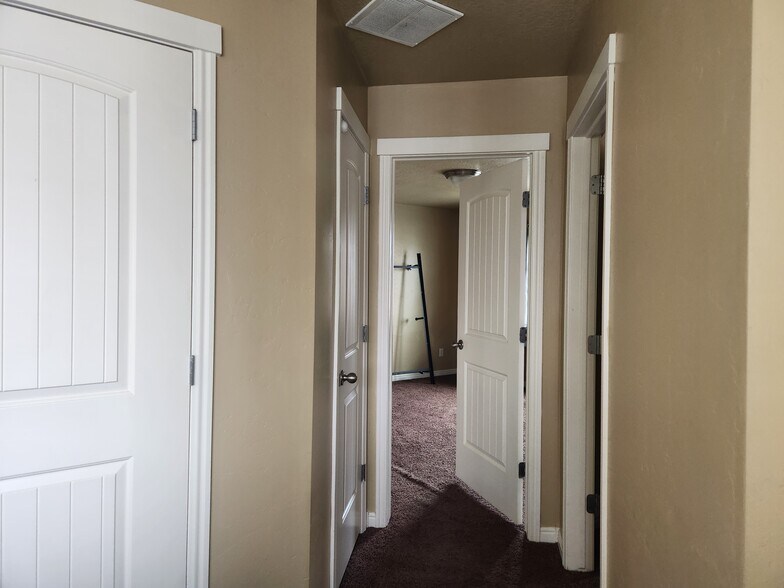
[346,0,463,47]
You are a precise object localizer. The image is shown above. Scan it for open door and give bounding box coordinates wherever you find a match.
[332,96,369,586]
[455,159,528,524]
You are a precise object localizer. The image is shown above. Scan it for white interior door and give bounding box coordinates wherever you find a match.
[456,159,528,524]
[333,120,368,584]
[0,6,194,586]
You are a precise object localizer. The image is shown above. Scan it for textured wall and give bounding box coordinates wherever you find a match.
[392,204,459,374]
[310,1,368,585]
[745,0,784,583]
[567,1,752,584]
[367,77,568,527]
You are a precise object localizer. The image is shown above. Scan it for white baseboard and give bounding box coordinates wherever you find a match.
[539,526,560,544]
[391,368,456,382]
[367,512,378,528]
[557,528,564,557]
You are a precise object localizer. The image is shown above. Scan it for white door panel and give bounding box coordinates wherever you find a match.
[334,122,367,584]
[0,6,193,586]
[456,159,528,524]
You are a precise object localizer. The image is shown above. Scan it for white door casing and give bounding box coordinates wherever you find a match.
[373,134,547,539]
[332,90,369,586]
[0,6,195,586]
[562,34,616,580]
[456,159,528,524]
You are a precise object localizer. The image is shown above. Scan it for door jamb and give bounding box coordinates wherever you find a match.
[372,133,548,540]
[561,34,616,582]
[0,3,221,587]
[329,88,370,588]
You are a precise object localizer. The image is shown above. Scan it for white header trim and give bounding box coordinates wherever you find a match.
[376,133,550,157]
[1,0,222,53]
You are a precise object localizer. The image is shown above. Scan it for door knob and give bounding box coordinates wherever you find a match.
[339,370,358,386]
[452,339,464,350]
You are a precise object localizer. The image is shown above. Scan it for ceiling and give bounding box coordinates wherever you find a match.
[330,0,595,86]
[395,158,519,208]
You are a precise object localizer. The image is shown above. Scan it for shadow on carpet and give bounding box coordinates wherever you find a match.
[341,376,598,587]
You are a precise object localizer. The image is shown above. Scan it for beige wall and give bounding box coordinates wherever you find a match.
[145,1,366,585]
[568,1,752,585]
[393,204,459,374]
[745,0,784,583]
[367,77,568,526]
[310,1,368,585]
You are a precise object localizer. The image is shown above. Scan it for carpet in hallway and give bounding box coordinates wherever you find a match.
[340,375,599,587]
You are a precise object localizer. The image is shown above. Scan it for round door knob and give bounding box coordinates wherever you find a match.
[452,340,464,350]
[339,370,358,386]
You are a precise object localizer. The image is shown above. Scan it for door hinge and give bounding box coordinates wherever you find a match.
[519,326,528,345]
[586,493,599,515]
[590,174,605,196]
[363,186,369,205]
[362,324,369,343]
[191,109,198,142]
[522,191,530,208]
[360,464,366,482]
[518,462,526,479]
[189,355,196,386]
[587,334,602,356]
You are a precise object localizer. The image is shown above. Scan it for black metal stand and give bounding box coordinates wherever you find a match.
[393,252,436,384]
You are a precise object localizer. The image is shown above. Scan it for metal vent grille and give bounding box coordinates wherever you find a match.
[346,0,463,47]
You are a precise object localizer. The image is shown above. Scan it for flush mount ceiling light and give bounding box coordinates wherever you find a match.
[346,0,463,47]
[443,169,481,184]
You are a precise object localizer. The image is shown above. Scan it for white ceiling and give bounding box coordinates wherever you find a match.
[395,158,520,208]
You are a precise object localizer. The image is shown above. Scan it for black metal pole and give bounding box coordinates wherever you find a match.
[416,253,436,385]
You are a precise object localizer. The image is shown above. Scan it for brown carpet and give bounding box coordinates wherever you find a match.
[341,375,598,587]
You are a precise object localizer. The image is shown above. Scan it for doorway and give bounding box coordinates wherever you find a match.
[370,134,549,539]
[561,34,616,581]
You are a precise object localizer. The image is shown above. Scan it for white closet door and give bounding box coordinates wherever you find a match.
[0,6,193,586]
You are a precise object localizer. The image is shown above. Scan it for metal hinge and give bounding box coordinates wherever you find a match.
[360,464,366,482]
[191,109,198,142]
[590,174,604,196]
[522,191,530,208]
[586,493,599,515]
[362,324,369,343]
[189,355,196,386]
[587,335,602,356]
[519,326,528,345]
[518,462,526,479]
[363,186,369,205]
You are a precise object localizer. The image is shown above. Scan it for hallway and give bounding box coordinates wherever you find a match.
[341,376,598,587]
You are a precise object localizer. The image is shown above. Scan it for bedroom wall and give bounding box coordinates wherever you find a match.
[392,203,459,375]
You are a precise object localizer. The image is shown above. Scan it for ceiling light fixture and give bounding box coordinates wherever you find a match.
[443,169,481,184]
[346,0,463,48]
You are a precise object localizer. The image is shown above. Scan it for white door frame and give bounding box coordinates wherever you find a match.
[561,34,616,581]
[0,2,221,586]
[373,133,548,540]
[330,88,370,588]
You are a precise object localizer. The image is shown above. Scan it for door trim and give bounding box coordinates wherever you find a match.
[373,133,548,541]
[330,88,370,588]
[0,0,221,53]
[562,34,616,582]
[0,3,221,587]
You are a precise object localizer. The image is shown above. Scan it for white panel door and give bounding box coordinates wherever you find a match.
[456,159,528,524]
[334,122,367,585]
[0,6,193,586]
